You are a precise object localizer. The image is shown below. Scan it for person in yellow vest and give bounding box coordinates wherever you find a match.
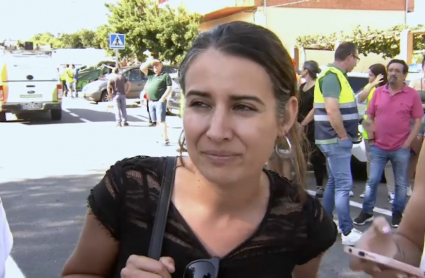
[356,64,396,203]
[60,64,68,97]
[314,42,361,246]
[66,65,76,98]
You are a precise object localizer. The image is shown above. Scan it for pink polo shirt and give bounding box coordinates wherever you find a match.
[367,84,423,151]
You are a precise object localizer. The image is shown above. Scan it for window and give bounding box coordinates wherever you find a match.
[348,77,369,94]
[125,69,142,81]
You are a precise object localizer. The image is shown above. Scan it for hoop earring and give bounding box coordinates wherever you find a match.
[274,135,292,159]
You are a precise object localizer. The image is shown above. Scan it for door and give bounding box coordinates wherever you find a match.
[124,69,144,99]
[4,55,59,104]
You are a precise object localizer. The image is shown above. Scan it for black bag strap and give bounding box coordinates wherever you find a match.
[147,156,177,260]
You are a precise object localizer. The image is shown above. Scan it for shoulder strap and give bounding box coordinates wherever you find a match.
[147,156,177,260]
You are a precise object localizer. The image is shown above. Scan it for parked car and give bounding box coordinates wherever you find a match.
[76,61,116,92]
[82,65,178,103]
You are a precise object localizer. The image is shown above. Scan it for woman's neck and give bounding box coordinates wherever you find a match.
[177,158,268,215]
[303,77,315,89]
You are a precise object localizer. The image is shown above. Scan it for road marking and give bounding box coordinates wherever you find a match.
[306,189,392,217]
[69,113,78,117]
[80,118,91,123]
[5,256,25,278]
[62,108,70,113]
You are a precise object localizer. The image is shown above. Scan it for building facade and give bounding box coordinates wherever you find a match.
[160,0,416,70]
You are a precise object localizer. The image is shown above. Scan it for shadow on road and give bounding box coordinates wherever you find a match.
[67,108,142,123]
[1,172,104,277]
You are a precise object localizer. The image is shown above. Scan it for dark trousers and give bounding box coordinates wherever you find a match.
[146,100,152,123]
[309,142,326,187]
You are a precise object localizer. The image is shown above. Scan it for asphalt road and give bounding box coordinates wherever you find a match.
[0,98,396,278]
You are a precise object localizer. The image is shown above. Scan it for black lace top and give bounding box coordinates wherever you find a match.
[88,156,337,278]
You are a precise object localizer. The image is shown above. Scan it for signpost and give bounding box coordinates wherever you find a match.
[109,33,126,67]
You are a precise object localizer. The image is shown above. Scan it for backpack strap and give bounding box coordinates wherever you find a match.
[147,156,177,260]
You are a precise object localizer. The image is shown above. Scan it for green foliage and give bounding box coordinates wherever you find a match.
[296,25,425,58]
[30,29,101,49]
[106,0,203,63]
[22,0,202,63]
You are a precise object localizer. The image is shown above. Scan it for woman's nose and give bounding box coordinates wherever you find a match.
[205,107,232,142]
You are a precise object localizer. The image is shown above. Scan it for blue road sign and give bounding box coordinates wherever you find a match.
[109,33,125,50]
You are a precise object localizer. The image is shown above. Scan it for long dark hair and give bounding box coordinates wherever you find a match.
[178,21,307,200]
[369,63,388,87]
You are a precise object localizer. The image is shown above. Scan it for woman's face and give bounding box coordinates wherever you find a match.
[301,68,308,78]
[368,70,376,84]
[183,49,297,185]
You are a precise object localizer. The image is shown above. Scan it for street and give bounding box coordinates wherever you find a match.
[0,98,395,278]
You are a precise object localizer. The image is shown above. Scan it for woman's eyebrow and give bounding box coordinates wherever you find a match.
[186,90,265,106]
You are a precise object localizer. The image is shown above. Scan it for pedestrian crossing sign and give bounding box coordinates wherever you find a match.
[109,33,125,50]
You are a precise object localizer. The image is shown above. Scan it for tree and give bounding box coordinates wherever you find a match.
[30,32,62,48]
[296,24,425,58]
[106,0,203,63]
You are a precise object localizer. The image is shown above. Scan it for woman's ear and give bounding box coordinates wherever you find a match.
[278,96,298,137]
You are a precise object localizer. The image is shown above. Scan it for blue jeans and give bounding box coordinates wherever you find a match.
[363,145,410,214]
[318,138,353,235]
[148,100,167,123]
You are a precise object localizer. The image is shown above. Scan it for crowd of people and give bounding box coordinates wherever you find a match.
[2,21,425,278]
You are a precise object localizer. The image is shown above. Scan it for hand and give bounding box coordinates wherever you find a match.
[160,98,167,103]
[401,141,411,149]
[372,74,384,87]
[340,135,349,140]
[350,217,416,278]
[121,255,175,278]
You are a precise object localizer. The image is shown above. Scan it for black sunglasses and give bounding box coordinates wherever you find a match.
[183,257,220,278]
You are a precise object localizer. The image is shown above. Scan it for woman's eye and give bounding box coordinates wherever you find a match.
[234,104,255,111]
[189,101,209,108]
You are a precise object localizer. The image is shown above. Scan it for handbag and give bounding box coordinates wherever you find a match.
[148,156,177,260]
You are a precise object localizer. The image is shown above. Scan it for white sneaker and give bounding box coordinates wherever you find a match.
[360,192,365,198]
[388,192,394,204]
[349,191,354,197]
[333,220,342,233]
[407,186,412,197]
[341,228,362,246]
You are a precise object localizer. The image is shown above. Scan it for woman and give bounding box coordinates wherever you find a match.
[355,64,397,204]
[298,60,326,198]
[62,22,337,278]
[351,139,425,277]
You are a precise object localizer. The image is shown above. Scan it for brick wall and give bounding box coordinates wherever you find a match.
[265,0,409,11]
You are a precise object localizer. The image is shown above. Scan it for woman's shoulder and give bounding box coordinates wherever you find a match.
[265,169,325,218]
[87,156,169,239]
[262,169,337,263]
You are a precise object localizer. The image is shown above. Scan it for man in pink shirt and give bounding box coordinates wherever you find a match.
[354,59,423,228]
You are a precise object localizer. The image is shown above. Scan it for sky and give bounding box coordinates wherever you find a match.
[0,0,423,41]
[0,0,117,41]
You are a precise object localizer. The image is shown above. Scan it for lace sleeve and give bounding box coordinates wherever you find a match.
[293,195,338,265]
[87,163,125,240]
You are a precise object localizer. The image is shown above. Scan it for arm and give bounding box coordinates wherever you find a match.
[356,84,376,103]
[107,80,113,100]
[301,108,314,126]
[392,138,425,266]
[292,197,337,278]
[160,74,173,101]
[293,255,323,278]
[125,80,131,95]
[139,57,155,76]
[403,93,425,148]
[63,167,124,277]
[62,211,119,277]
[321,74,347,139]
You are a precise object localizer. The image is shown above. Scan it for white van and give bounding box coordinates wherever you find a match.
[0,53,63,122]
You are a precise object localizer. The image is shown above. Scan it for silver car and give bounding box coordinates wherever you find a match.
[82,65,178,103]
